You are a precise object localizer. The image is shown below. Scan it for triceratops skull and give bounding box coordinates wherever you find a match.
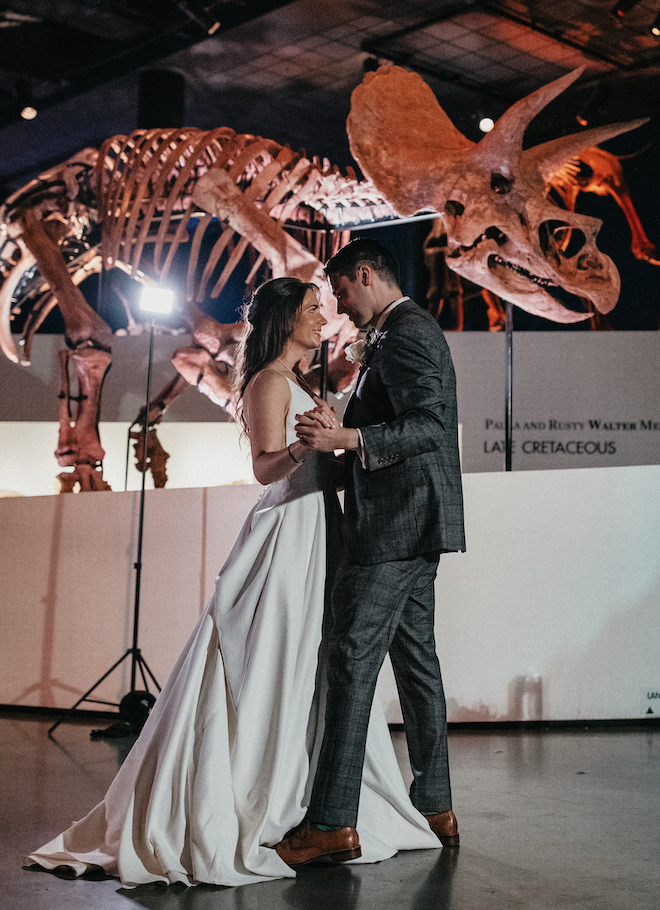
[348,66,647,323]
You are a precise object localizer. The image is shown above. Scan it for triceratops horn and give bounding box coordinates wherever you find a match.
[474,67,585,175]
[525,118,649,182]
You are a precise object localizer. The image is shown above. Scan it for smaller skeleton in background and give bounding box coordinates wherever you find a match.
[423,144,659,330]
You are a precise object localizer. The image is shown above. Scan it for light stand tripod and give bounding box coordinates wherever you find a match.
[49,288,175,736]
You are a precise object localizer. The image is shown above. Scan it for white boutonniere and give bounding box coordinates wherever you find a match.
[345,339,368,364]
[344,328,384,365]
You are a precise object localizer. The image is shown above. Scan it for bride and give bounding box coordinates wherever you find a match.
[26,277,439,888]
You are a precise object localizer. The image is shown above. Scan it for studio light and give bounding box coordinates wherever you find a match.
[20,105,37,120]
[140,285,175,316]
[479,117,495,133]
[651,13,660,35]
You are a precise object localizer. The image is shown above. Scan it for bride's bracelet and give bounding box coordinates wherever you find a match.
[287,443,303,465]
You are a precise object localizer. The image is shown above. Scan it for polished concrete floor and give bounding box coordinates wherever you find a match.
[3,710,659,910]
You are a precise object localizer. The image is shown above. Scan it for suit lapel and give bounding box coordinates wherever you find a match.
[343,300,416,427]
[343,355,369,428]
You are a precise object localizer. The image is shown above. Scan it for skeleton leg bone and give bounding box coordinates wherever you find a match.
[16,208,113,488]
[56,350,78,467]
[55,347,112,478]
[19,210,113,351]
[58,463,111,493]
[172,346,235,412]
[69,346,112,467]
[130,428,170,489]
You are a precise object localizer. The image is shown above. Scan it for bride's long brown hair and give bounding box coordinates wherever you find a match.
[232,277,318,435]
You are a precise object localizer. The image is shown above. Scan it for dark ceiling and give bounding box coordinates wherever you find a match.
[1,0,660,200]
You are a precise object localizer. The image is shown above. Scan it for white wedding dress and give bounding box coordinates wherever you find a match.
[26,380,439,887]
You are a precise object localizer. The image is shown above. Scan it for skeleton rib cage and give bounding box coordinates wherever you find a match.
[95,126,393,304]
[0,125,394,368]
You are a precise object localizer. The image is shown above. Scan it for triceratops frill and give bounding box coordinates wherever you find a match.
[348,65,647,323]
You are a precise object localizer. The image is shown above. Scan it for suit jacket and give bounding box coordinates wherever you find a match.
[342,299,465,565]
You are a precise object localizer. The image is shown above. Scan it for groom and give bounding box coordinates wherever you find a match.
[278,237,465,866]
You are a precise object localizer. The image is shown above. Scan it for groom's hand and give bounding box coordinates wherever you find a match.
[295,400,359,453]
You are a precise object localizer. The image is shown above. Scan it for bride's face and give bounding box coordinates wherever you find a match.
[290,289,327,351]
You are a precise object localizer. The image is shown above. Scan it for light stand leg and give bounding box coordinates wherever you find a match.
[48,650,133,735]
[131,318,155,691]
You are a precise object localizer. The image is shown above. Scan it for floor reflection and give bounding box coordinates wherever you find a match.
[6,714,660,910]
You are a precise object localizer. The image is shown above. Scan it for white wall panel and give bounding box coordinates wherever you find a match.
[2,468,658,723]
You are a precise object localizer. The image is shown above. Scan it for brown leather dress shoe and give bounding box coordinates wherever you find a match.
[275,820,361,867]
[426,809,460,847]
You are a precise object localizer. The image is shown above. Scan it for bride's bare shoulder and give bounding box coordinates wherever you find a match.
[244,369,291,410]
[246,368,290,393]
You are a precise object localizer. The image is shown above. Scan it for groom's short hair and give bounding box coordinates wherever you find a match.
[324,238,400,287]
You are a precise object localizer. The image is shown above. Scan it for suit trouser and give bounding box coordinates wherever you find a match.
[308,551,452,828]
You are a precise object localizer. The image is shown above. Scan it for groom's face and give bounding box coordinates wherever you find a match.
[329,270,373,330]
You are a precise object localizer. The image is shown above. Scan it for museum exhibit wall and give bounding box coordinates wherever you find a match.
[1,332,659,721]
[1,466,658,723]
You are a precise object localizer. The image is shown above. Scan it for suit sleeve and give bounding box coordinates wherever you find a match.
[359,318,455,473]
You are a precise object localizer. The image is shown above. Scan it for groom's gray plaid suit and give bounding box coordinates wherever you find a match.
[309,298,465,828]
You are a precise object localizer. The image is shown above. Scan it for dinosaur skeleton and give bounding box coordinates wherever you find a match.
[0,65,654,490]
